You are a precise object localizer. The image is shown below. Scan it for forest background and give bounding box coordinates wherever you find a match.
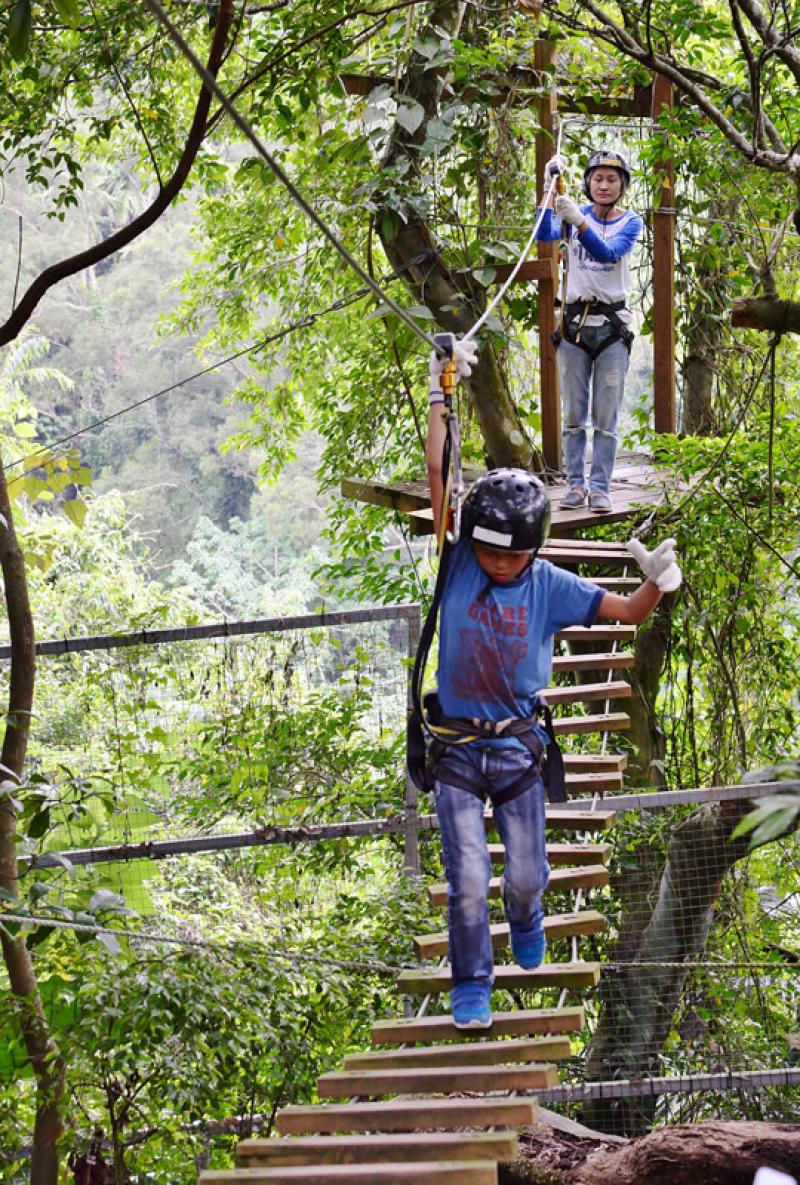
[0,0,799,1183]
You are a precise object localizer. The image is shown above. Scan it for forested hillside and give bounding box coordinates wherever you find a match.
[0,164,329,616]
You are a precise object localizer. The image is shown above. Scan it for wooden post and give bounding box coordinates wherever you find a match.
[651,75,676,433]
[535,37,562,473]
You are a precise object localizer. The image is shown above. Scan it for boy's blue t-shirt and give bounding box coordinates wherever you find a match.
[437,540,604,732]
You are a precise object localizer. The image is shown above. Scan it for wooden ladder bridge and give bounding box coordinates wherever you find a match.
[199,538,635,1185]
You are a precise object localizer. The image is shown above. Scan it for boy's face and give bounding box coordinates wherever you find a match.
[472,541,533,583]
[589,168,623,205]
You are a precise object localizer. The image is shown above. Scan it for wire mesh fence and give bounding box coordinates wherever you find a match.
[9,606,418,855]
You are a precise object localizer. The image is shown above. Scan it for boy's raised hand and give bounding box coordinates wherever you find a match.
[429,336,478,387]
[627,538,682,593]
[545,153,567,180]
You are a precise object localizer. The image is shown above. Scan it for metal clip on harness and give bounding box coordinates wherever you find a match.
[433,333,463,548]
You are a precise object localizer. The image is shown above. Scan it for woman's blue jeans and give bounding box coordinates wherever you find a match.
[557,326,630,495]
[434,745,550,988]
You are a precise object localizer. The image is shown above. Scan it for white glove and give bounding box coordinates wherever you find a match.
[429,336,478,390]
[545,154,567,180]
[555,194,584,226]
[627,537,682,594]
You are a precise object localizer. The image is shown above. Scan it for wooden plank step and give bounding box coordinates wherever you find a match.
[419,807,617,834]
[237,1132,518,1168]
[415,911,607,960]
[544,807,617,832]
[565,772,624,792]
[542,680,631,706]
[551,711,631,736]
[563,753,627,772]
[552,652,634,673]
[317,1062,558,1098]
[276,1097,538,1135]
[492,843,614,866]
[540,545,632,565]
[371,1006,584,1046]
[429,865,609,908]
[201,1163,498,1184]
[397,962,602,995]
[544,537,634,551]
[555,625,636,642]
[582,576,640,591]
[344,1035,571,1070]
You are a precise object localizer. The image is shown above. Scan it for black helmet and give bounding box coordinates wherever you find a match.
[462,468,551,553]
[582,149,631,199]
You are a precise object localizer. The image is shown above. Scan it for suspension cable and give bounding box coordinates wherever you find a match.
[141,0,439,352]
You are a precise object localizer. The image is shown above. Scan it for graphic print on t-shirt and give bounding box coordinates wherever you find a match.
[452,596,529,701]
[452,629,528,699]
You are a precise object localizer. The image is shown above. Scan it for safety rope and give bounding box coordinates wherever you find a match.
[4,250,434,477]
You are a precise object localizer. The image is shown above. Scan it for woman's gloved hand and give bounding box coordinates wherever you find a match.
[554,194,584,226]
[544,154,567,180]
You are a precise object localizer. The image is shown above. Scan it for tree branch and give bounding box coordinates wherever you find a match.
[0,0,236,348]
[735,0,800,87]
[541,0,797,173]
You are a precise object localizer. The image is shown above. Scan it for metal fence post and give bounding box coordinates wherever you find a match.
[403,604,422,880]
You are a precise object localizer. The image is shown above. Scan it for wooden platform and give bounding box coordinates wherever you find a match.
[341,454,678,538]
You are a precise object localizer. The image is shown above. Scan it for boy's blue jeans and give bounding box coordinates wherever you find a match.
[434,744,550,988]
[557,327,631,495]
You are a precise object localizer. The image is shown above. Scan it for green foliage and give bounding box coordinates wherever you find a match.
[646,414,800,784]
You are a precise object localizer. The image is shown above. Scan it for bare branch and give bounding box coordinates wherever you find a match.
[0,1,236,347]
[541,0,799,176]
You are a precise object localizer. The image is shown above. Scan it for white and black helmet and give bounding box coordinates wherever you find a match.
[582,149,631,199]
[462,468,551,553]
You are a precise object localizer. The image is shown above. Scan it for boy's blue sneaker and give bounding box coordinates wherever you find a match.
[510,918,547,970]
[450,982,492,1030]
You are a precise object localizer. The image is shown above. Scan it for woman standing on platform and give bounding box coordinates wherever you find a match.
[536,149,642,514]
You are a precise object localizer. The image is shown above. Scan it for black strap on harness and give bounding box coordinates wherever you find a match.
[552,298,634,358]
[422,692,566,805]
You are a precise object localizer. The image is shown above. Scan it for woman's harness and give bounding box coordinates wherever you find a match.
[553,298,634,358]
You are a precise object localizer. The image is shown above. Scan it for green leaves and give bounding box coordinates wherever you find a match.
[7,0,32,60]
[53,0,81,25]
[730,794,800,847]
[394,99,425,136]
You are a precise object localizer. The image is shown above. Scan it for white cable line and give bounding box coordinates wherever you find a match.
[463,128,563,342]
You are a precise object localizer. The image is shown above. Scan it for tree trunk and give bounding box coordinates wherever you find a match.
[375,0,539,471]
[499,1121,800,1185]
[582,796,756,1135]
[573,1121,800,1185]
[624,597,673,788]
[0,459,67,1185]
[731,295,800,334]
[681,247,729,434]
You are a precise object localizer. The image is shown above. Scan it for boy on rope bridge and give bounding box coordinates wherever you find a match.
[536,148,643,515]
[420,337,681,1028]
